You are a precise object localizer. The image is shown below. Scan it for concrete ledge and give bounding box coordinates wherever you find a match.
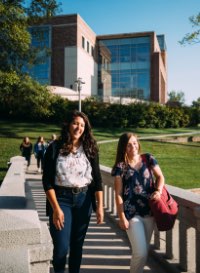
[0,210,52,273]
[0,210,41,247]
[0,246,30,273]
[29,222,52,263]
[0,156,27,209]
[0,156,53,273]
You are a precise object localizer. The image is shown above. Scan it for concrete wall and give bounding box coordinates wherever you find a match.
[0,156,53,273]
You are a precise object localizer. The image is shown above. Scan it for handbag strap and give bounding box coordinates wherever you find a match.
[141,153,155,188]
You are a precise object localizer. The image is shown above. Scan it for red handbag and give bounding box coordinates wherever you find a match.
[142,154,179,231]
[149,185,179,231]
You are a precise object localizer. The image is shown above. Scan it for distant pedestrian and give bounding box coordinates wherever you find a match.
[20,137,32,169]
[48,134,57,145]
[34,136,47,173]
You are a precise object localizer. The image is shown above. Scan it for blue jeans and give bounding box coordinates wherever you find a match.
[49,188,92,273]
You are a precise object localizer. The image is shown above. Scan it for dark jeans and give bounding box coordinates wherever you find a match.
[49,188,92,273]
[36,150,44,169]
[23,154,31,166]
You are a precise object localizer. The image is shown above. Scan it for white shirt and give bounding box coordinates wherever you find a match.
[55,145,92,188]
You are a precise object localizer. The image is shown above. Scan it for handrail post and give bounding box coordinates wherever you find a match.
[194,207,200,273]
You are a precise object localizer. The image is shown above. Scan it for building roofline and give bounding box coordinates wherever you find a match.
[97,31,156,40]
[48,13,97,36]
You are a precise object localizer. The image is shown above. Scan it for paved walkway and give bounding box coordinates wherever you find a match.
[98,130,200,144]
[25,157,167,273]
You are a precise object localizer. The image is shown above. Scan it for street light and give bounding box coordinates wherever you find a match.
[74,77,85,112]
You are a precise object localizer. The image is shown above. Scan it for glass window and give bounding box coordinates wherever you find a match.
[82,36,85,49]
[98,36,151,100]
[157,35,167,50]
[87,41,90,53]
[137,45,150,62]
[91,46,94,56]
[23,26,51,85]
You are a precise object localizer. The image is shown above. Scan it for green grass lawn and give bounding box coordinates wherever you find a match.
[0,120,200,189]
[99,140,200,189]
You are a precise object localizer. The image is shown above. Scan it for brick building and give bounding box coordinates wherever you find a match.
[28,14,167,103]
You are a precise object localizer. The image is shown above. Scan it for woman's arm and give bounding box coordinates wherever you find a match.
[45,189,64,230]
[151,164,165,200]
[114,176,129,230]
[89,153,104,224]
[95,191,104,224]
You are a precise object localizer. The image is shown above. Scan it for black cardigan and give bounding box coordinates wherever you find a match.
[42,140,103,212]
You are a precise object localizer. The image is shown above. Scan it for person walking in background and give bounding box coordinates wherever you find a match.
[34,136,47,173]
[20,137,32,169]
[42,110,104,273]
[48,134,57,145]
[112,132,165,273]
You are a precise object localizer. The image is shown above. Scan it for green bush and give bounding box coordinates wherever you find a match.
[83,100,191,129]
[0,71,52,120]
[0,75,197,128]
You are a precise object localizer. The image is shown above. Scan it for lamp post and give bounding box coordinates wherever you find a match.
[74,77,85,112]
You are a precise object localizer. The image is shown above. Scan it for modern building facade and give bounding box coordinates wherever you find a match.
[28,14,167,104]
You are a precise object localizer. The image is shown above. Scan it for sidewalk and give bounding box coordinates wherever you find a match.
[98,130,200,144]
[25,156,167,273]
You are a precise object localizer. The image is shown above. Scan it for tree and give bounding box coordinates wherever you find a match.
[0,0,63,120]
[167,90,185,106]
[0,1,31,72]
[179,12,200,45]
[192,97,200,108]
[190,97,200,126]
[0,0,62,72]
[26,0,62,23]
[0,70,53,120]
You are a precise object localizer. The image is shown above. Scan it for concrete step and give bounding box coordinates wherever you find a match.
[26,157,168,273]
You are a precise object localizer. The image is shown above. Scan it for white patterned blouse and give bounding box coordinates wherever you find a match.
[55,145,92,188]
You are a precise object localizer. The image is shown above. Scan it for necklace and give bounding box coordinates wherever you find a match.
[127,155,140,165]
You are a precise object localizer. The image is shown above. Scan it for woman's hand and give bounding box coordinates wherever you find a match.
[53,207,65,230]
[118,217,129,230]
[150,190,161,201]
[96,206,104,224]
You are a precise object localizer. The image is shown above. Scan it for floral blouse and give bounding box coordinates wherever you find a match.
[55,145,92,188]
[112,153,158,220]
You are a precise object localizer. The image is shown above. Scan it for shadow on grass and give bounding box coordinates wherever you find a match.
[0,120,61,139]
[0,167,8,172]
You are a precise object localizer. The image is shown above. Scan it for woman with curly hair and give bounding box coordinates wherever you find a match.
[42,110,104,273]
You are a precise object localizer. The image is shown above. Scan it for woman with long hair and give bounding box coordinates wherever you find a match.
[42,110,104,273]
[112,132,165,273]
[20,136,32,168]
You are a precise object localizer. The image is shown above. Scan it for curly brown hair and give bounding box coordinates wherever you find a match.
[60,110,98,159]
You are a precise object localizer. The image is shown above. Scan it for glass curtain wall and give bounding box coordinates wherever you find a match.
[26,26,51,85]
[98,36,151,100]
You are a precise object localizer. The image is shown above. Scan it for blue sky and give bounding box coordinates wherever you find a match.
[59,0,200,105]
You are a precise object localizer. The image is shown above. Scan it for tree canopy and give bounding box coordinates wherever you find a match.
[0,0,62,120]
[27,0,62,23]
[0,0,61,72]
[0,1,31,72]
[180,12,200,45]
[167,90,185,106]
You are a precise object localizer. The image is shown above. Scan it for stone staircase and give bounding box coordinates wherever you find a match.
[26,158,167,273]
